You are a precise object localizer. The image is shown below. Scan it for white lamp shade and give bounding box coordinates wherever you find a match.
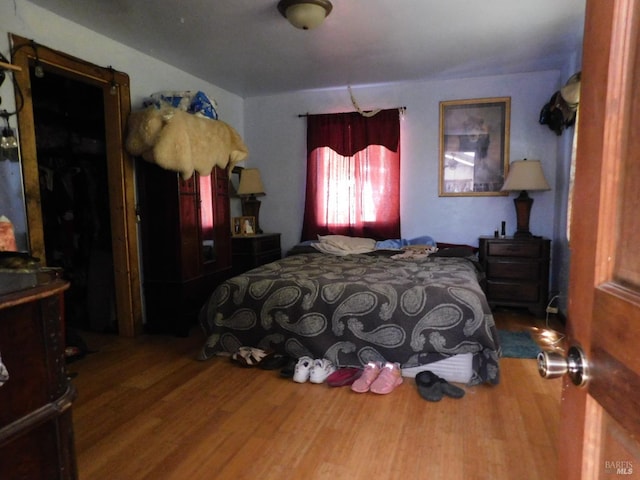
[501,159,550,192]
[237,168,265,196]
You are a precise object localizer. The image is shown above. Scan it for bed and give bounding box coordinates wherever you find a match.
[197,239,500,386]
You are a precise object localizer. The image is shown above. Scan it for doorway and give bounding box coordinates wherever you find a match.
[11,34,142,337]
[31,70,116,333]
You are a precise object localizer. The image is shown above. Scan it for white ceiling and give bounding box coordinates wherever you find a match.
[27,0,586,98]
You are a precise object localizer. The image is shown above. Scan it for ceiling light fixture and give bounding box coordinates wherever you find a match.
[277,0,333,30]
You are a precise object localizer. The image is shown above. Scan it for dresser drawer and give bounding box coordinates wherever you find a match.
[487,241,542,258]
[233,234,281,255]
[485,260,541,281]
[232,233,282,275]
[255,251,282,265]
[486,281,540,303]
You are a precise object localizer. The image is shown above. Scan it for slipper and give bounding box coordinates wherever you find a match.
[438,377,465,399]
[415,371,443,402]
[415,370,465,400]
[259,353,291,370]
[326,367,363,387]
[231,347,274,367]
[279,357,297,378]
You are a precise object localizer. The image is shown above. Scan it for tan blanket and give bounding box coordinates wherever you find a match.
[125,107,248,179]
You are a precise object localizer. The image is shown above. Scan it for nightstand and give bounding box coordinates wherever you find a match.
[232,233,281,275]
[478,236,551,317]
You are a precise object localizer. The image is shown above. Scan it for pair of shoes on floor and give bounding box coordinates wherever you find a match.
[351,361,403,394]
[415,370,465,402]
[230,346,274,367]
[326,367,363,387]
[293,356,337,384]
[259,353,291,371]
[279,357,297,378]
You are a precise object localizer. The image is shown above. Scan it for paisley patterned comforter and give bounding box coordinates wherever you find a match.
[198,252,500,385]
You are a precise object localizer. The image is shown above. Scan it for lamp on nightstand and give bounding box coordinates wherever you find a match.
[237,168,266,234]
[501,159,550,237]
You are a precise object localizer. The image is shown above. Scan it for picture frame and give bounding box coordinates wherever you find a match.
[439,97,511,196]
[232,216,256,236]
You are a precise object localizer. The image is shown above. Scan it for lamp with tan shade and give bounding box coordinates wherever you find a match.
[237,168,266,234]
[501,159,550,237]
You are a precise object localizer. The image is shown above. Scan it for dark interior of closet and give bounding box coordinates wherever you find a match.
[30,67,117,336]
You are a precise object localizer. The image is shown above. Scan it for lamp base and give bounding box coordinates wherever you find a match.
[513,190,533,237]
[241,196,263,234]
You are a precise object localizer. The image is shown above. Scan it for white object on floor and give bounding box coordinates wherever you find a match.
[401,353,473,384]
[309,358,336,384]
[293,356,314,383]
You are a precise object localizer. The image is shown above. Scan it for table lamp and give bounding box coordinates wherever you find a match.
[501,159,550,237]
[237,168,266,234]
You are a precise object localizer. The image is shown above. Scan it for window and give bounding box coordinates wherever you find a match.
[301,109,401,240]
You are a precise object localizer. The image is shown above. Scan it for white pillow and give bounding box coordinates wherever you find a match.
[313,235,376,255]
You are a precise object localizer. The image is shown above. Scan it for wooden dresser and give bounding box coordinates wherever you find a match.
[232,233,281,275]
[0,278,78,480]
[478,236,551,316]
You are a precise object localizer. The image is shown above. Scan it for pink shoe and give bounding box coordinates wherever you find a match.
[351,362,382,393]
[370,362,403,394]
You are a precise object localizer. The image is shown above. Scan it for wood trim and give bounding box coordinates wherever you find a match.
[9,34,142,337]
[0,60,21,72]
[0,384,76,448]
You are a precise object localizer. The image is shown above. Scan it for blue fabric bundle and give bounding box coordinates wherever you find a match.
[375,235,436,249]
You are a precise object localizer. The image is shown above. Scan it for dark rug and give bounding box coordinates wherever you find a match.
[498,330,540,359]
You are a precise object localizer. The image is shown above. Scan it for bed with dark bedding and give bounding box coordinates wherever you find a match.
[198,242,500,386]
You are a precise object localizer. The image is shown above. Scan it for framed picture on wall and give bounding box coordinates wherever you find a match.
[439,97,511,196]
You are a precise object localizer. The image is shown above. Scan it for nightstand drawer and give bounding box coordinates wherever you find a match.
[255,251,282,265]
[487,242,542,258]
[479,236,550,317]
[233,234,281,255]
[485,260,541,280]
[486,281,540,303]
[232,233,281,275]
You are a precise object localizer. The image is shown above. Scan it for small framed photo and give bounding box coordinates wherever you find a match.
[232,216,256,236]
[439,97,511,196]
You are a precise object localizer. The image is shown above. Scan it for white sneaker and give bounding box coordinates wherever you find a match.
[293,356,314,383]
[309,358,337,384]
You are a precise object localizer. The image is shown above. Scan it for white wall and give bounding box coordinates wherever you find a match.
[0,0,245,246]
[245,71,564,254]
[1,0,576,311]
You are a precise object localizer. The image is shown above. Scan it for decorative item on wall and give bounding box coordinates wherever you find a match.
[237,168,265,234]
[501,158,550,237]
[539,72,581,136]
[0,112,19,152]
[0,54,22,157]
[439,97,511,196]
[277,0,333,30]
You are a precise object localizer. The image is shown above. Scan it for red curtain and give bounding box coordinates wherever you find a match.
[301,109,401,241]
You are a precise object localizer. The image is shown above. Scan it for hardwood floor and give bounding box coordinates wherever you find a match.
[69,309,564,479]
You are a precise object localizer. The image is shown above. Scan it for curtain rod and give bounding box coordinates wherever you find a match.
[298,106,406,118]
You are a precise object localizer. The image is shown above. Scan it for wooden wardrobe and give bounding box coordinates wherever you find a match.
[136,162,232,336]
